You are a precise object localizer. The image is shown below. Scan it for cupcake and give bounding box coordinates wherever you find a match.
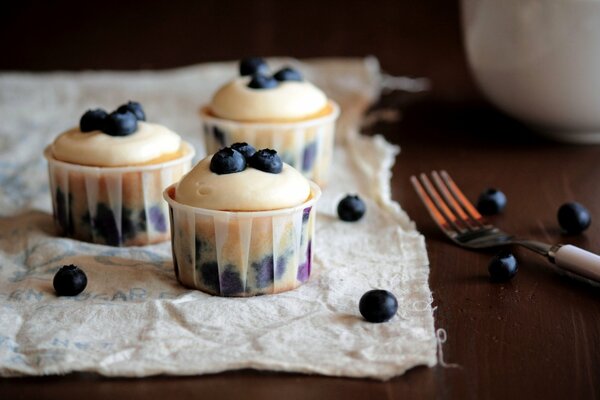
[164,143,321,297]
[200,57,339,186]
[45,102,195,246]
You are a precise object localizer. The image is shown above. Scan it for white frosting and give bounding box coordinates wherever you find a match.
[52,122,183,166]
[210,77,328,121]
[175,156,311,211]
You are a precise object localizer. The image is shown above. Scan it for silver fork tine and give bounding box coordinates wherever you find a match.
[417,173,467,234]
[431,171,480,230]
[410,175,458,238]
[439,170,487,227]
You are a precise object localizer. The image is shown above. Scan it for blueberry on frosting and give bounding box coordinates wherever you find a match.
[80,109,108,132]
[248,73,279,89]
[230,142,256,160]
[239,57,269,76]
[249,149,283,174]
[273,67,303,82]
[104,110,138,136]
[117,101,146,121]
[210,147,247,174]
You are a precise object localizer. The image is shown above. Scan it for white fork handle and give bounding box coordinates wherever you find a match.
[553,245,600,282]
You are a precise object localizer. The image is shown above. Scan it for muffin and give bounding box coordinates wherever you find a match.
[164,143,321,296]
[200,58,339,186]
[44,102,195,246]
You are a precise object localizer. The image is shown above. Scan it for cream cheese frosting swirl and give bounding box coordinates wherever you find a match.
[51,122,183,167]
[175,155,311,211]
[210,77,328,122]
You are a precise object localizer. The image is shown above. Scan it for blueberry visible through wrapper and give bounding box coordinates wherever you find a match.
[249,149,283,173]
[488,250,518,282]
[210,147,246,174]
[116,101,146,121]
[80,109,108,132]
[476,188,507,215]
[273,67,303,82]
[104,110,138,136]
[337,195,366,222]
[53,265,88,296]
[230,142,256,160]
[558,202,591,234]
[359,290,398,323]
[248,73,278,89]
[239,57,269,76]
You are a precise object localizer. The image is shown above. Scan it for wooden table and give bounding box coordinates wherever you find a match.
[2,1,599,398]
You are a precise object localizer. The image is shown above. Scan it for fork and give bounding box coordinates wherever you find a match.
[411,170,600,282]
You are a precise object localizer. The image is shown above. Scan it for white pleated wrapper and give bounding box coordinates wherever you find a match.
[0,58,437,379]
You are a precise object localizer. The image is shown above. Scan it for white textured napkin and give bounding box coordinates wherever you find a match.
[0,58,437,379]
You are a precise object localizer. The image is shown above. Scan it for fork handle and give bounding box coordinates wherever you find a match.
[552,244,600,282]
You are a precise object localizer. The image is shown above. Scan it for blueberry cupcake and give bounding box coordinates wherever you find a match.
[164,143,320,296]
[200,58,339,186]
[45,102,195,246]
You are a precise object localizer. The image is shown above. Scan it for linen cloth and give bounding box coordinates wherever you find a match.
[0,58,437,379]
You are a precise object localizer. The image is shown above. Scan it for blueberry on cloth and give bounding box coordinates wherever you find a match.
[239,57,269,76]
[488,250,518,282]
[53,265,88,296]
[558,202,591,235]
[359,290,398,323]
[116,101,146,121]
[230,142,257,160]
[273,67,303,82]
[337,195,366,222]
[79,109,108,132]
[210,147,246,174]
[247,73,278,89]
[476,188,507,215]
[104,110,138,136]
[248,149,283,174]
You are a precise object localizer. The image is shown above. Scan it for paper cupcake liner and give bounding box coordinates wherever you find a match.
[164,182,321,297]
[44,142,195,246]
[200,101,339,186]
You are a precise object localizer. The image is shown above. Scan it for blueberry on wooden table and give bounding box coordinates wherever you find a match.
[79,109,108,132]
[210,147,247,174]
[53,265,87,296]
[359,290,398,323]
[337,195,366,222]
[104,110,138,136]
[557,202,591,234]
[476,188,507,215]
[488,250,518,282]
[248,149,283,174]
[247,73,278,89]
[230,142,256,160]
[273,67,303,82]
[239,57,269,76]
[117,101,146,121]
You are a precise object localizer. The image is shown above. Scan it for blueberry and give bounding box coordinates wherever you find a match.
[104,110,138,136]
[359,290,398,323]
[476,188,507,215]
[116,101,146,121]
[488,250,518,282]
[337,195,366,222]
[558,202,591,234]
[230,142,256,160]
[53,265,88,296]
[79,109,108,132]
[248,149,283,174]
[239,57,269,76]
[273,67,303,82]
[210,147,246,174]
[247,73,278,89]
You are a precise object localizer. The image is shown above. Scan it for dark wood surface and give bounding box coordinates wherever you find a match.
[2,1,600,399]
